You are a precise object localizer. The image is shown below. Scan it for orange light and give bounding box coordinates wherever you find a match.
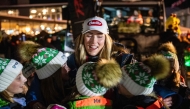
[187,72,190,75]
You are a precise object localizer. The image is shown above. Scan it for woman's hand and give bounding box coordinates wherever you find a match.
[163,96,173,107]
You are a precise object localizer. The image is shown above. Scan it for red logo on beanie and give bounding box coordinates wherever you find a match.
[88,20,102,26]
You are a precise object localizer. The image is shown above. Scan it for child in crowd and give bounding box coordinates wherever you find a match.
[66,59,122,108]
[113,54,170,109]
[18,41,70,108]
[155,42,190,109]
[0,58,27,109]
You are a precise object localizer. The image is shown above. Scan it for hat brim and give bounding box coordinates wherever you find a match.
[82,28,108,34]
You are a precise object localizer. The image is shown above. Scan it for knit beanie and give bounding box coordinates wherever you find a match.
[76,59,122,97]
[0,58,23,92]
[32,48,67,79]
[158,42,179,72]
[22,63,35,78]
[121,54,170,95]
[17,41,67,80]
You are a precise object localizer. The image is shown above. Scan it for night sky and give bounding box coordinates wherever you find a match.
[165,0,178,7]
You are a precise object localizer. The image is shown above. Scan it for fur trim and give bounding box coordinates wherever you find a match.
[17,41,41,63]
[158,42,177,54]
[143,54,170,80]
[95,59,122,88]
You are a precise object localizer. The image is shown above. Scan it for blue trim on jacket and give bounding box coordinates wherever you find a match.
[26,74,44,105]
[154,84,183,109]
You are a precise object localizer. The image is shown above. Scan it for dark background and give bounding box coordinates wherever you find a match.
[6,0,190,9]
[29,0,184,8]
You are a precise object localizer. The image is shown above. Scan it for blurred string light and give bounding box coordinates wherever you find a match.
[42,9,48,15]
[35,31,40,35]
[29,15,33,19]
[31,9,37,13]
[25,27,31,33]
[51,9,56,12]
[62,5,66,8]
[6,30,14,35]
[43,16,47,19]
[40,25,45,30]
[8,10,14,14]
[184,48,190,67]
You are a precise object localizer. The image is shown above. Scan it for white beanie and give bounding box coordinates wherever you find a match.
[32,48,67,79]
[76,62,108,97]
[121,63,156,95]
[82,16,109,34]
[0,58,23,92]
[121,54,170,96]
[76,59,122,97]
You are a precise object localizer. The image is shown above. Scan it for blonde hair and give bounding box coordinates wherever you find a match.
[74,34,113,66]
[0,90,14,103]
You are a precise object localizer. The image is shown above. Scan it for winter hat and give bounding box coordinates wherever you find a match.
[82,16,109,34]
[76,59,122,97]
[22,63,35,78]
[121,54,170,95]
[32,48,67,79]
[158,42,179,72]
[17,41,67,79]
[0,58,23,92]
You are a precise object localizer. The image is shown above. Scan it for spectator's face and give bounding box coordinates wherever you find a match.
[84,30,105,56]
[6,72,27,95]
[47,38,52,43]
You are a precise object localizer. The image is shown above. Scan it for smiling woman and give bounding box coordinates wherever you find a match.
[20,16,134,109]
[74,16,113,66]
[84,30,106,56]
[0,58,27,109]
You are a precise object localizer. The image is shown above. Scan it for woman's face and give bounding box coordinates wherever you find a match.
[6,71,27,95]
[84,30,106,56]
